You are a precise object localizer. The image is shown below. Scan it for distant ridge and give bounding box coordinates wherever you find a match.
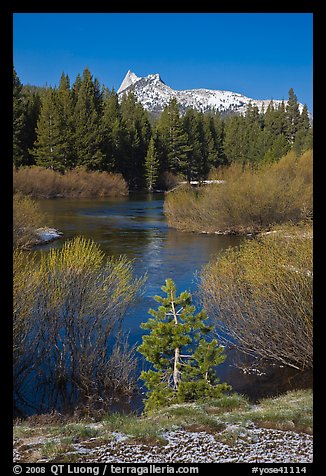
[117,70,307,117]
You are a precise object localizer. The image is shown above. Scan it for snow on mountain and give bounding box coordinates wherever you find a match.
[117,70,140,94]
[117,70,305,116]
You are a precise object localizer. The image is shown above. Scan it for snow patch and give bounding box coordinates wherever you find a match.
[79,428,313,463]
[34,227,63,243]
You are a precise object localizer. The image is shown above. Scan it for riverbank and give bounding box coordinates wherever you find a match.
[13,389,312,463]
[164,150,312,235]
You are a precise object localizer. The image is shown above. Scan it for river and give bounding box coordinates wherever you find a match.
[36,193,311,412]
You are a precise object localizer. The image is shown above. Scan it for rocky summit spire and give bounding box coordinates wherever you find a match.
[117,70,140,94]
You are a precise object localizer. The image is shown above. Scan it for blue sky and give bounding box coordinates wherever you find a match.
[13,13,313,110]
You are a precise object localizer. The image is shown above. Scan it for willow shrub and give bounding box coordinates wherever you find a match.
[13,193,46,249]
[13,237,145,415]
[164,150,313,234]
[200,224,313,370]
[13,166,128,198]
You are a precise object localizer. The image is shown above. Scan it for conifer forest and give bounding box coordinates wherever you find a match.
[13,67,312,191]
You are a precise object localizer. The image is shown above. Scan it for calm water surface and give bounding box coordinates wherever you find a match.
[38,193,244,340]
[37,193,312,411]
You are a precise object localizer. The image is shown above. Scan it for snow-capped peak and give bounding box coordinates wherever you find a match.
[146,73,163,83]
[117,70,140,94]
[117,70,307,117]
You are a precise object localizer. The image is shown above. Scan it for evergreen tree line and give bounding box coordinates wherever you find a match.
[14,67,313,190]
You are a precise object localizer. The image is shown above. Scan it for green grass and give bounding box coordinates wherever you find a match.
[245,389,313,433]
[47,423,102,439]
[41,437,76,459]
[202,393,250,413]
[205,389,313,434]
[104,412,165,440]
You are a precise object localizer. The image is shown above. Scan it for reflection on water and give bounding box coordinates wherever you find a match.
[39,194,242,343]
[36,193,312,412]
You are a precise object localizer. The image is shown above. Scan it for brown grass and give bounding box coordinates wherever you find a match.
[13,166,128,198]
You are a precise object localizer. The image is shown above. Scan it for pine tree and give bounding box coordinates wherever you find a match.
[138,279,230,412]
[72,67,105,170]
[262,100,290,162]
[13,68,25,166]
[196,112,211,180]
[119,92,151,188]
[183,108,203,181]
[203,112,226,169]
[286,88,301,144]
[223,114,247,163]
[274,100,287,136]
[152,124,169,178]
[244,103,264,164]
[145,135,160,191]
[263,101,279,152]
[182,108,217,182]
[246,102,261,126]
[20,85,41,166]
[156,99,189,177]
[293,104,312,155]
[32,87,67,171]
[303,124,313,151]
[71,73,82,107]
[101,88,122,172]
[299,104,310,133]
[263,134,290,164]
[57,72,75,168]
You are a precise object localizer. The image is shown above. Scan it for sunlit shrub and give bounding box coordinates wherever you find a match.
[13,193,45,248]
[13,237,145,415]
[165,150,313,234]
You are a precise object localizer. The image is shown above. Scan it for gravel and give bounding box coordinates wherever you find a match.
[13,425,313,464]
[79,427,313,463]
